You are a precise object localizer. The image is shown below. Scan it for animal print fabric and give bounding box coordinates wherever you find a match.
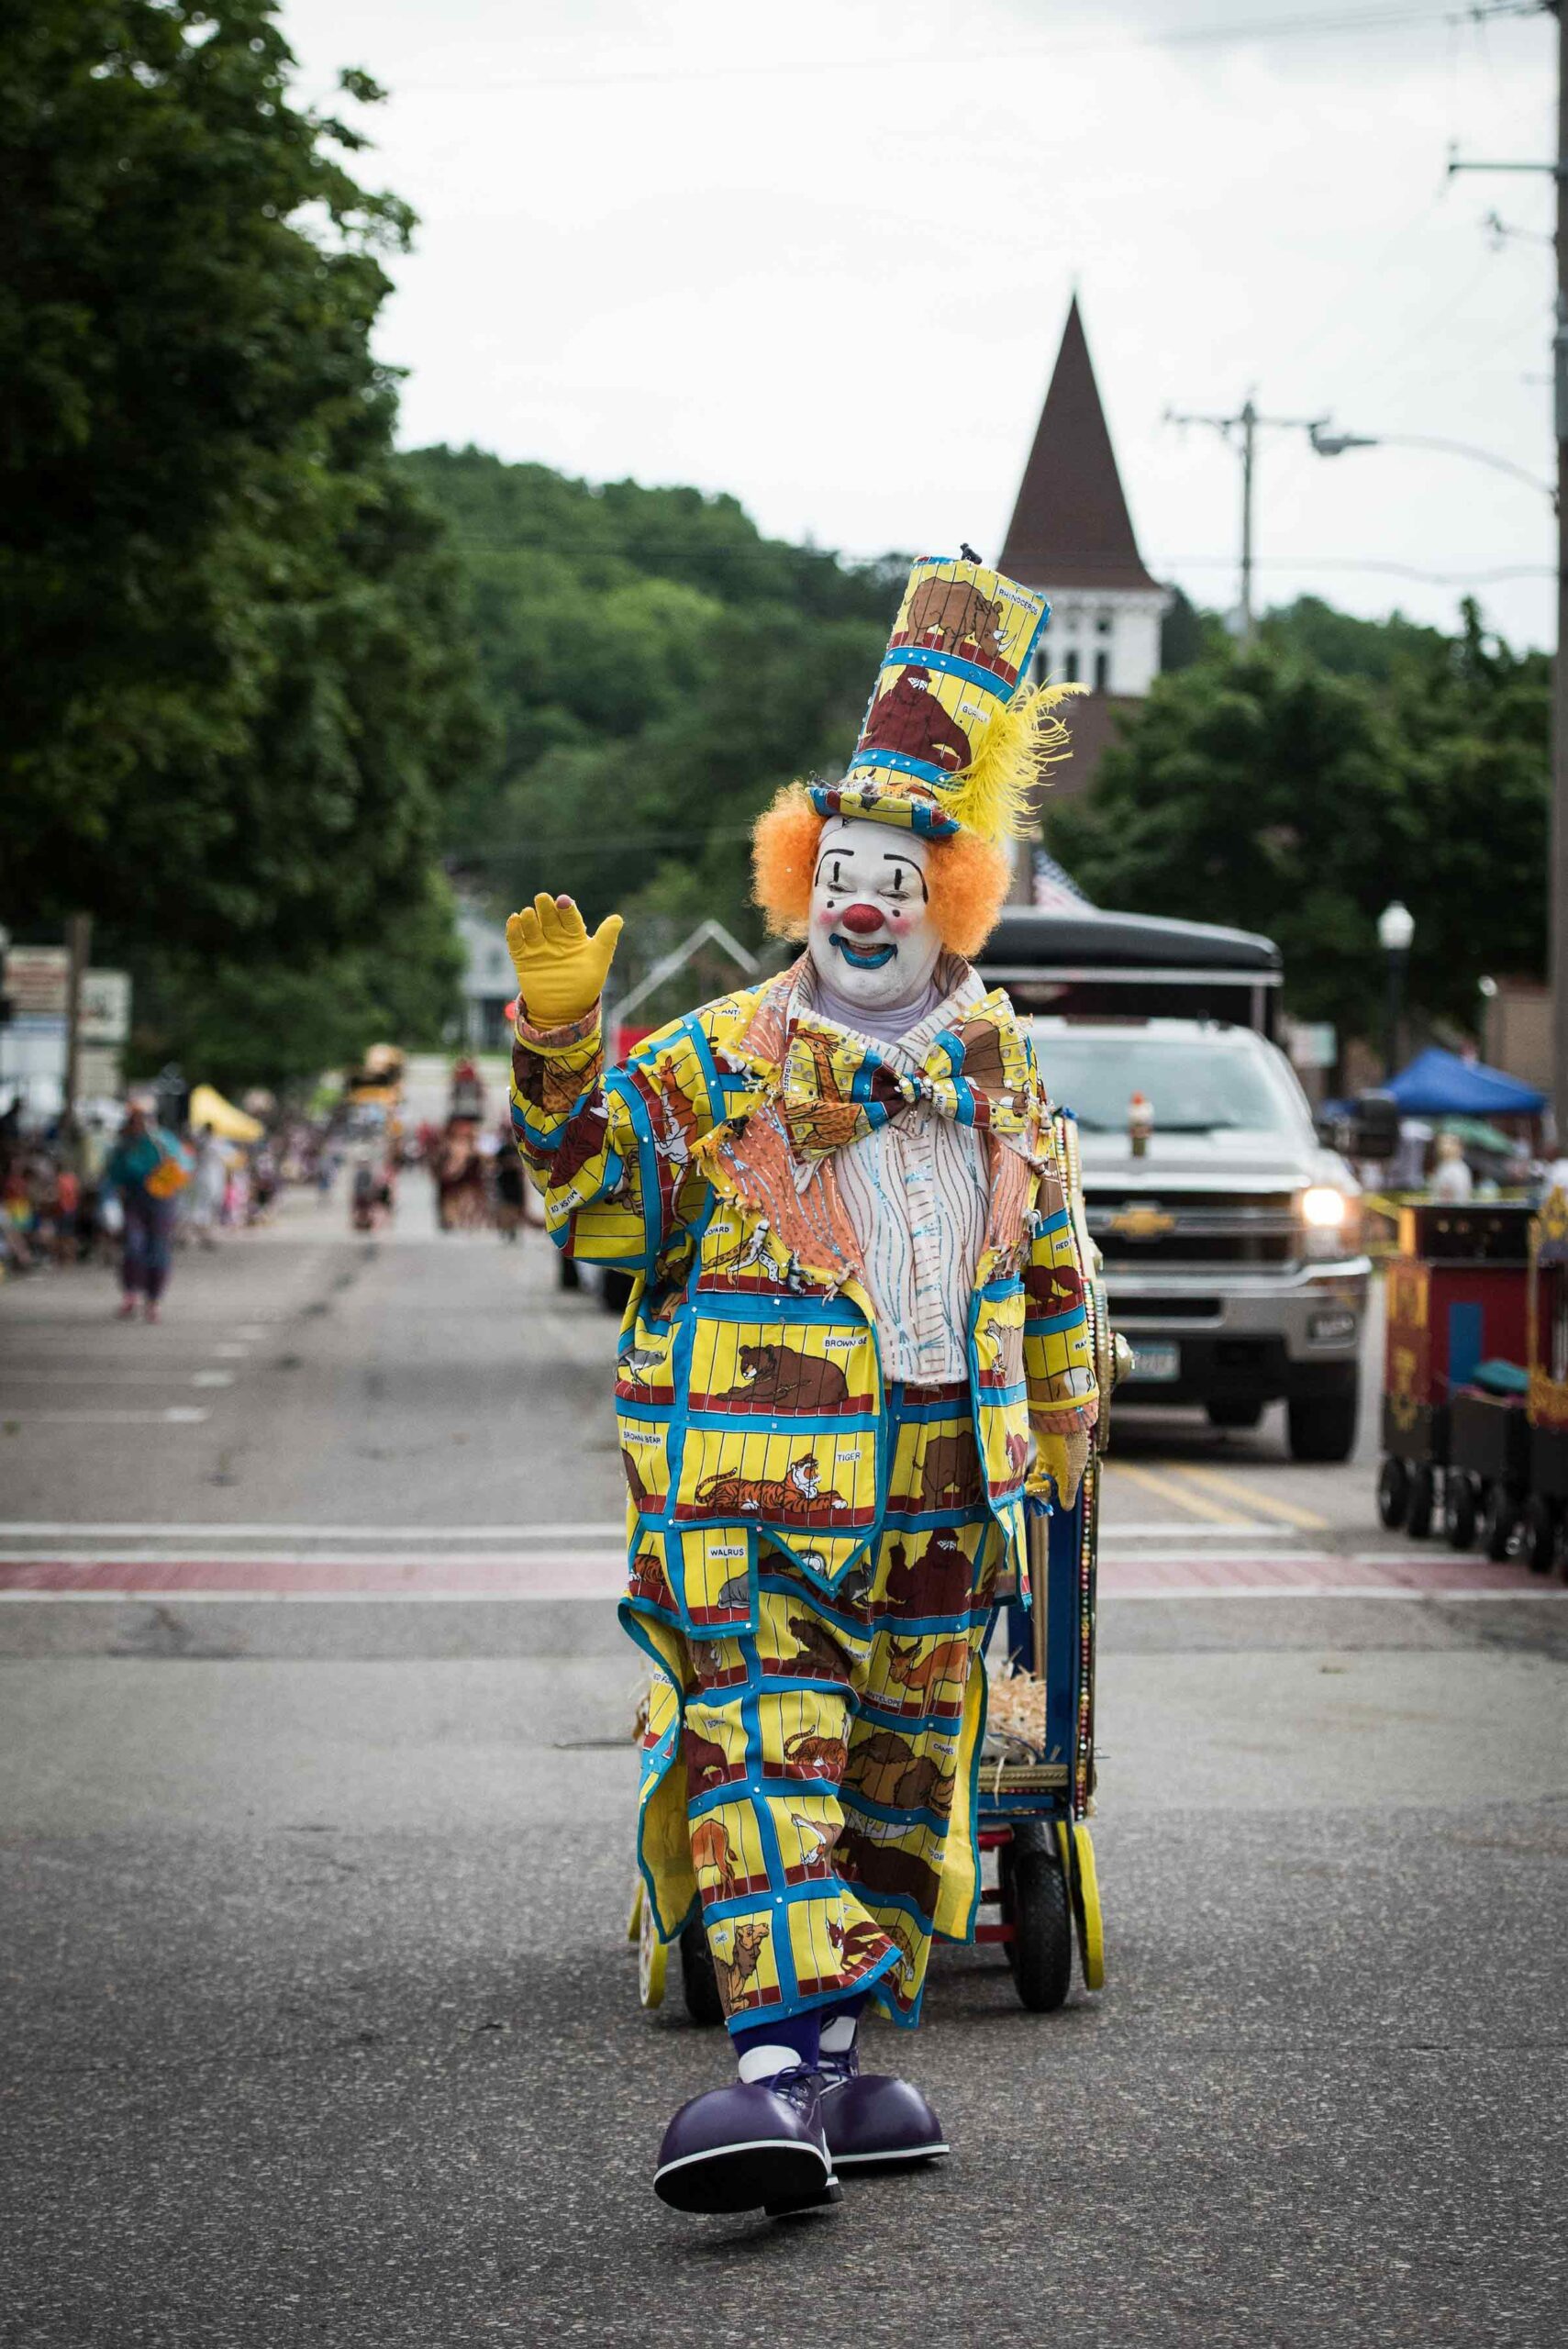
[656,1383,1003,2035]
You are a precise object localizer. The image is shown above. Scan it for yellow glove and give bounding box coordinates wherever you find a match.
[1031,1428,1090,1510]
[505,893,623,1030]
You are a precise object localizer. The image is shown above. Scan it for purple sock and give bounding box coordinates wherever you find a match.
[732,2009,820,2078]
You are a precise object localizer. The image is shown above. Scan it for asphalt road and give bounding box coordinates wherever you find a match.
[2,1193,1565,2347]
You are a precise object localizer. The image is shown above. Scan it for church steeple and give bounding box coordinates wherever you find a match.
[1000,296,1160,594]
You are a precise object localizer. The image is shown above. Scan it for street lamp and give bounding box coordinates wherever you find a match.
[1378,900,1415,1082]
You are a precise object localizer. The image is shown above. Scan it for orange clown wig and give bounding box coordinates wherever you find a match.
[751,783,1013,963]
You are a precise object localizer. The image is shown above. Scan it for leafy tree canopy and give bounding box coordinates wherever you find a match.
[400,445,905,989]
[1050,598,1548,1047]
[2,1,487,1085]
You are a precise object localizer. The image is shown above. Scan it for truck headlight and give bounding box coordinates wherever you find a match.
[1300,1185,1355,1258]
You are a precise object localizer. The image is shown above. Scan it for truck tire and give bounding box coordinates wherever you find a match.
[1287,1376,1358,1464]
[1207,1399,1263,1431]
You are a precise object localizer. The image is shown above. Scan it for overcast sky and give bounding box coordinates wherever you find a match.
[281,0,1555,649]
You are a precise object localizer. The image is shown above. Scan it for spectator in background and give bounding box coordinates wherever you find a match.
[1430,1130,1474,1206]
[103,1100,190,1321]
[186,1125,228,1250]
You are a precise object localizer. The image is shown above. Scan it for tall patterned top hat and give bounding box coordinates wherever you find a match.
[809,551,1081,844]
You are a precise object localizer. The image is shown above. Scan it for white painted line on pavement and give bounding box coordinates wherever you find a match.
[0,1369,232,1389]
[0,1408,210,1426]
[1095,1522,1304,1541]
[209,1344,250,1360]
[0,1521,627,1542]
[0,1548,628,1567]
[1,1586,1562,1605]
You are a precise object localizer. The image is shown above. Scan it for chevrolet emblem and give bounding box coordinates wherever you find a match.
[1109,1206,1176,1241]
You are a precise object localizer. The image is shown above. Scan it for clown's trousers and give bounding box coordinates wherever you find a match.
[671,1380,1004,2034]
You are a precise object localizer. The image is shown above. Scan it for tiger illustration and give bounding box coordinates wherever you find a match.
[693,1453,846,1518]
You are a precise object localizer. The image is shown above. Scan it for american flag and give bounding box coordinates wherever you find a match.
[1030,849,1095,913]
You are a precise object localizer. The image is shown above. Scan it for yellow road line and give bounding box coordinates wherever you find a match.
[1104,1458,1257,1526]
[1163,1461,1330,1531]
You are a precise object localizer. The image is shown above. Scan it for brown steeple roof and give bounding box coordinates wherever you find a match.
[999,296,1161,595]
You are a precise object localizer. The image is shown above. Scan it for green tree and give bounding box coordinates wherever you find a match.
[2,2,487,1079]
[400,445,900,960]
[1049,607,1549,1051]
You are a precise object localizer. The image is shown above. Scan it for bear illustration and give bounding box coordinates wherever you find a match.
[895,1428,983,1509]
[837,1827,943,1921]
[684,1727,735,1796]
[903,575,1007,662]
[720,1343,851,1414]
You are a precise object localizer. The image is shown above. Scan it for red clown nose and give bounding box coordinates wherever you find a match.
[840,902,885,935]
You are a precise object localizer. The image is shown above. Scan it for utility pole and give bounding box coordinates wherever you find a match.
[1448,0,1565,1141]
[1164,397,1329,642]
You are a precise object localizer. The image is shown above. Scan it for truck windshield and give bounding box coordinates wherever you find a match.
[1032,1031,1298,1135]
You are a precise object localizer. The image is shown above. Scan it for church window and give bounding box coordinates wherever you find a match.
[1064,650,1080,684]
[1096,612,1112,635]
[1094,650,1110,692]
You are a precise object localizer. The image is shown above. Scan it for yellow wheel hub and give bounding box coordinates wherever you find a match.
[1056,1820,1106,1991]
[633,1876,668,2008]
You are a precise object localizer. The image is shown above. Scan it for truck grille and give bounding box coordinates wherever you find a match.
[1086,1192,1299,1270]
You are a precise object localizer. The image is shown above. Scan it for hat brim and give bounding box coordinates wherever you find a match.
[807,780,960,841]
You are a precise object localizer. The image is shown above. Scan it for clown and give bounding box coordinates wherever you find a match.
[506,555,1097,2219]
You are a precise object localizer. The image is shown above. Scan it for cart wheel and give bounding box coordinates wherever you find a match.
[1521,1496,1559,1576]
[1482,1484,1518,1564]
[636,1878,668,2008]
[1056,1820,1106,1992]
[1376,1456,1409,1531]
[1442,1474,1477,1552]
[1406,1464,1435,1541]
[679,1913,726,2027]
[1001,1823,1073,2013]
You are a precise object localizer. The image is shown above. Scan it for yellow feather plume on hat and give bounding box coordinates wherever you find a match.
[945,679,1088,846]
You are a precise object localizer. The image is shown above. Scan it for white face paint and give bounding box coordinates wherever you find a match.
[807,817,941,1014]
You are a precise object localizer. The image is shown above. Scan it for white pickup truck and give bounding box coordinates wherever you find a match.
[979,907,1369,1463]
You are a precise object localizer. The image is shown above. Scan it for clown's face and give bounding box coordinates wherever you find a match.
[807,818,941,1014]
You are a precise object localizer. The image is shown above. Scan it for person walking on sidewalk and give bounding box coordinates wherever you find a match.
[103,1100,189,1322]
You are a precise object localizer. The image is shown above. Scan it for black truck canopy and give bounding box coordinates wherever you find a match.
[976,908,1283,1038]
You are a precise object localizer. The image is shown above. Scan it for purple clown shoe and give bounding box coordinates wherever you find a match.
[653,2070,840,2217]
[817,2043,949,2170]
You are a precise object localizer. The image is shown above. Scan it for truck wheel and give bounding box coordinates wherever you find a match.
[1207,1399,1263,1431]
[1287,1378,1358,1464]
[1442,1474,1477,1552]
[1521,1496,1559,1575]
[1482,1485,1518,1563]
[1001,1823,1073,2014]
[679,1914,725,2027]
[1405,1464,1435,1540]
[1376,1456,1410,1531]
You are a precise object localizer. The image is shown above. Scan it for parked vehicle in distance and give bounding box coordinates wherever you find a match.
[979,908,1369,1462]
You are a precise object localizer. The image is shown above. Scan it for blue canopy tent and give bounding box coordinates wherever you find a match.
[1385,1048,1545,1119]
